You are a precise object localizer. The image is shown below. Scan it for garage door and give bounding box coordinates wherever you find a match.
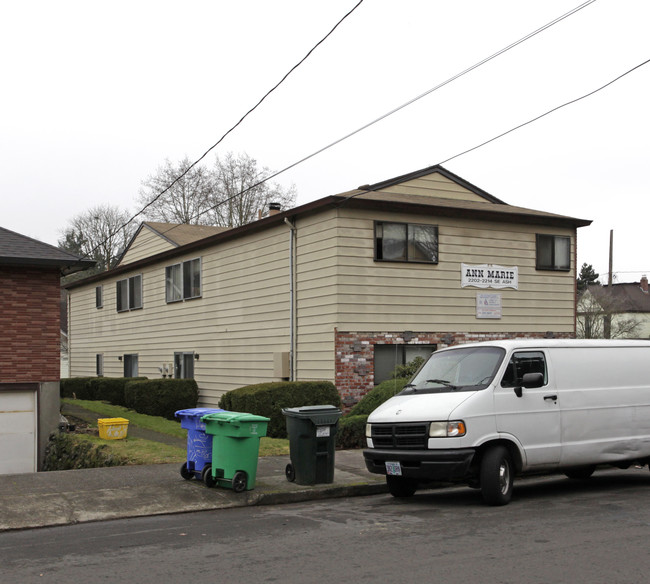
[0,390,37,475]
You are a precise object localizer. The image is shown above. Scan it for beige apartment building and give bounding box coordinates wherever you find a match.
[66,165,591,407]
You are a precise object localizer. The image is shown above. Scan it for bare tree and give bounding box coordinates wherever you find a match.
[58,204,136,272]
[577,286,641,339]
[137,157,214,225]
[207,152,296,228]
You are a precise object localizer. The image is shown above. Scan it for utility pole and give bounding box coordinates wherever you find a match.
[604,230,613,339]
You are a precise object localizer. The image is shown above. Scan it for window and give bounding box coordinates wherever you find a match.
[166,258,201,303]
[501,351,547,388]
[95,286,103,309]
[124,354,139,377]
[96,354,104,376]
[116,275,143,312]
[374,344,436,385]
[375,222,438,263]
[174,352,195,379]
[536,234,570,271]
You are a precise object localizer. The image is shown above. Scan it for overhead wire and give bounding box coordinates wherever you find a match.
[78,0,365,266]
[78,0,598,266]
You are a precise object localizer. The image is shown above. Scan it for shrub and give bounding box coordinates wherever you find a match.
[218,381,341,439]
[348,377,410,416]
[124,378,199,420]
[60,377,95,400]
[390,355,426,380]
[42,432,127,471]
[336,415,368,449]
[61,377,146,405]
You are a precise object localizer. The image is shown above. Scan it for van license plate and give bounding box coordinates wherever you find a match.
[385,461,402,476]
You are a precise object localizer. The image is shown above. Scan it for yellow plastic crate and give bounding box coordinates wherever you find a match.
[98,417,129,440]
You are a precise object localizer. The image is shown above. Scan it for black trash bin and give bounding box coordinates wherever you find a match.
[282,405,342,485]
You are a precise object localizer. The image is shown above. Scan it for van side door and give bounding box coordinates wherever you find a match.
[494,350,561,467]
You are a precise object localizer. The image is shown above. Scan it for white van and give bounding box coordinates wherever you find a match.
[363,339,650,505]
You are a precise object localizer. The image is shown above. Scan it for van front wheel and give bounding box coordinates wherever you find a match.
[480,446,514,506]
[386,475,418,498]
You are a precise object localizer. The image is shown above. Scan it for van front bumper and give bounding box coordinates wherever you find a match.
[363,448,476,482]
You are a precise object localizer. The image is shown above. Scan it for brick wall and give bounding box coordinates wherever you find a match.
[0,267,61,382]
[335,329,574,407]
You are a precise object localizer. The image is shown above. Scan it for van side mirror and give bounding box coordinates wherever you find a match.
[513,372,544,397]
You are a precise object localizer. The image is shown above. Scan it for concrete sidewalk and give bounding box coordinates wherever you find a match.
[0,449,388,532]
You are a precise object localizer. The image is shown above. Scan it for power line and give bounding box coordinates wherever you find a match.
[175,0,600,228]
[80,0,597,264]
[80,0,365,265]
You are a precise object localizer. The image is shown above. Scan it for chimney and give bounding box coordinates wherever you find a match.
[640,275,648,294]
[268,202,282,216]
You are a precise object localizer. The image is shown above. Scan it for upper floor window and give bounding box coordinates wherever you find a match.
[116,275,143,312]
[536,234,570,271]
[375,222,438,263]
[166,258,201,303]
[95,286,103,309]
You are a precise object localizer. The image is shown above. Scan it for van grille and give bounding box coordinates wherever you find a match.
[371,423,428,449]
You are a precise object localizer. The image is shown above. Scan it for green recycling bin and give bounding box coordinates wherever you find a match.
[282,405,342,485]
[201,411,270,492]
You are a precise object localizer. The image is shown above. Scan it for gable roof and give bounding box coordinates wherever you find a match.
[0,226,96,274]
[67,165,591,288]
[585,281,650,314]
[117,222,229,265]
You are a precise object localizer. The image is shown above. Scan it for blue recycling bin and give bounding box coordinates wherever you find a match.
[175,408,224,480]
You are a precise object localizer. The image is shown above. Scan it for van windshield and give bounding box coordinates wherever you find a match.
[401,346,506,394]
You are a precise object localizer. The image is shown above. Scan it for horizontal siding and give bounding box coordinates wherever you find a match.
[119,228,175,265]
[69,225,293,407]
[332,207,577,332]
[379,173,488,202]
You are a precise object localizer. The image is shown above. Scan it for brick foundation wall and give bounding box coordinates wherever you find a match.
[335,329,574,407]
[0,267,62,382]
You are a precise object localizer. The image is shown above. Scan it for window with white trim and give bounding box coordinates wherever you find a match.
[166,258,201,303]
[116,275,143,312]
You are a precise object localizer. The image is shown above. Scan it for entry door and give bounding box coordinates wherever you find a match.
[0,390,37,475]
[494,351,561,468]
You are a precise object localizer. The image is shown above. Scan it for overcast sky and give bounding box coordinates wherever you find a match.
[2,0,648,283]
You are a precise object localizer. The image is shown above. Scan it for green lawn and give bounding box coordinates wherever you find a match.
[62,398,289,464]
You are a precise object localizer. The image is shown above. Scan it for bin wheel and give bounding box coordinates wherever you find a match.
[232,471,247,493]
[180,462,194,480]
[285,463,296,482]
[203,464,217,488]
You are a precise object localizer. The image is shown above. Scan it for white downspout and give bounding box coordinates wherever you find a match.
[284,217,296,380]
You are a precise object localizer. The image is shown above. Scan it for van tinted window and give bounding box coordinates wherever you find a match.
[501,351,547,387]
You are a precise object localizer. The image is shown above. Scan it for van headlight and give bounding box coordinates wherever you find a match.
[429,420,466,437]
[365,423,372,438]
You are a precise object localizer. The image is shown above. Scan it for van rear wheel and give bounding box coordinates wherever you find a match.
[480,446,514,506]
[564,465,596,480]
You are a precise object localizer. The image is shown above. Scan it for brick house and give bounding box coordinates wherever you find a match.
[0,226,94,474]
[66,165,591,408]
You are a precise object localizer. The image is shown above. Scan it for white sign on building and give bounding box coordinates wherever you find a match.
[476,293,502,319]
[461,264,518,290]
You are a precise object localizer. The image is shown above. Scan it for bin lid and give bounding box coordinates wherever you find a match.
[175,408,224,419]
[201,411,270,424]
[97,417,129,425]
[282,405,342,423]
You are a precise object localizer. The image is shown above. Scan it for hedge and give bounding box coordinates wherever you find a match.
[60,377,147,404]
[124,378,199,420]
[218,381,341,439]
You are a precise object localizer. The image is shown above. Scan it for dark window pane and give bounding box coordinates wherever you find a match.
[409,225,438,262]
[382,223,407,260]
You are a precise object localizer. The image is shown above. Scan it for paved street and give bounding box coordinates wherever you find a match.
[2,468,649,583]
